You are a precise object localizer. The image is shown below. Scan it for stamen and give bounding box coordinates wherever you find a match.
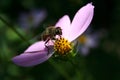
[54,37,72,55]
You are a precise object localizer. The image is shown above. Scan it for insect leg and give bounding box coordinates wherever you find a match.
[45,37,51,55]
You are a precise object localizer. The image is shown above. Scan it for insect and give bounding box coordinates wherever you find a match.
[40,26,62,54]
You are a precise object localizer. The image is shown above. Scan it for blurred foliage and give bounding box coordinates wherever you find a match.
[0,0,120,80]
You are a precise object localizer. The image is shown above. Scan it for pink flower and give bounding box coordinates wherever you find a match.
[19,9,47,29]
[77,29,102,56]
[12,3,94,67]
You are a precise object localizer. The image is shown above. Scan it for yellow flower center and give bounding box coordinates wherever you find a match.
[78,35,87,44]
[54,37,72,55]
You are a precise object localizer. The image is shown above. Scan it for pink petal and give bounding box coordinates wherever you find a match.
[69,3,94,42]
[12,46,54,67]
[25,41,53,52]
[25,41,45,52]
[55,15,71,39]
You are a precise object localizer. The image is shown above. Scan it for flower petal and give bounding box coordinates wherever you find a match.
[69,3,94,42]
[12,46,54,67]
[25,41,53,52]
[80,46,89,56]
[25,41,45,52]
[55,15,71,39]
[32,9,47,27]
[85,34,99,48]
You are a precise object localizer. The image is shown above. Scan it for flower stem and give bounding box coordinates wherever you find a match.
[0,16,30,45]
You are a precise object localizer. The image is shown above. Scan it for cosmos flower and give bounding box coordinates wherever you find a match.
[12,3,94,67]
[76,29,103,56]
[19,9,47,30]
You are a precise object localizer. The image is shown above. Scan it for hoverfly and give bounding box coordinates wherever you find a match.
[40,26,62,54]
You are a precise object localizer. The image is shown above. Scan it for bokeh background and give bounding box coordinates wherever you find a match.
[0,0,120,80]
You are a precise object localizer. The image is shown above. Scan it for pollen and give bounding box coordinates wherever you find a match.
[54,37,72,55]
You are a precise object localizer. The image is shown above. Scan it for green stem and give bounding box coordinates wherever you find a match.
[0,16,30,45]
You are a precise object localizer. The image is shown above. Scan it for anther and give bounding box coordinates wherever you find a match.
[54,37,72,55]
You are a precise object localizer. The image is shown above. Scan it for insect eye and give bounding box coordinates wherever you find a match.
[56,29,62,35]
